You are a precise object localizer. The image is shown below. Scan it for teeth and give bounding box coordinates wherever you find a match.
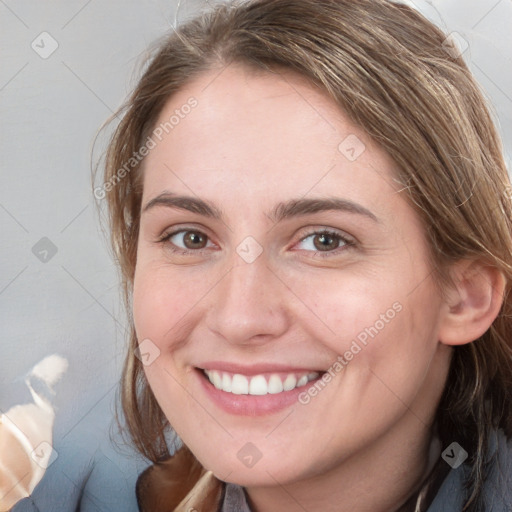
[249,375,267,395]
[221,372,232,392]
[212,371,222,390]
[231,374,249,395]
[268,374,284,394]
[283,374,297,391]
[204,370,319,395]
[297,375,308,387]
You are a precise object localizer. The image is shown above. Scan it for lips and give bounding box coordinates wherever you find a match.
[203,369,320,395]
[195,363,325,415]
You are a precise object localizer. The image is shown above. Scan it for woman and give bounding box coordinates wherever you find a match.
[98,0,512,510]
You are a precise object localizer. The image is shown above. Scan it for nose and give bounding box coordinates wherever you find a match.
[205,256,290,347]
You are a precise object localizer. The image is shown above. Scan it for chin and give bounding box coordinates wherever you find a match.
[216,465,298,488]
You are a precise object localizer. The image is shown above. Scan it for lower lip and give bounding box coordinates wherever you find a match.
[196,368,322,416]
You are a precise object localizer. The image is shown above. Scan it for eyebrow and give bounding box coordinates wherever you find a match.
[142,192,378,223]
[268,197,378,223]
[142,193,223,219]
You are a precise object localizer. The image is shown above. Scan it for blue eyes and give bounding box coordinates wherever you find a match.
[160,228,352,257]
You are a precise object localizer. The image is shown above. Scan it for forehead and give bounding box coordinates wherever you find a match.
[141,63,399,212]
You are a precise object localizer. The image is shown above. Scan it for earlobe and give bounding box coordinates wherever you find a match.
[438,261,506,346]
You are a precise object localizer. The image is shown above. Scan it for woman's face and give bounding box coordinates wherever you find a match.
[133,64,452,486]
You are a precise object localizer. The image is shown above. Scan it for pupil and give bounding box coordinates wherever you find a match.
[185,231,206,249]
[314,233,338,251]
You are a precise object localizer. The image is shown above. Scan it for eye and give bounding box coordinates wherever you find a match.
[161,229,214,252]
[295,230,351,253]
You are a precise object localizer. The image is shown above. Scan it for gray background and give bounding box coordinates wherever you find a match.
[1,0,511,510]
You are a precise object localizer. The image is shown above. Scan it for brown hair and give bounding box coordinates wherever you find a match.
[98,0,512,509]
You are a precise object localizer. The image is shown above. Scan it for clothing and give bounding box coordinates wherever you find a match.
[139,429,512,511]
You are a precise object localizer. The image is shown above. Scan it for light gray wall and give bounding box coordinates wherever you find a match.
[1,1,510,510]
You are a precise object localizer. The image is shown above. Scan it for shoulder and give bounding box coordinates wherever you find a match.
[427,429,512,511]
[485,429,512,509]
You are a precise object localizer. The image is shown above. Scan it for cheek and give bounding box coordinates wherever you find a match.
[287,269,402,348]
[289,265,441,373]
[132,263,208,348]
[132,265,204,428]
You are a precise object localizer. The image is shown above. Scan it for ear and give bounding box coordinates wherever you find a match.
[438,260,505,346]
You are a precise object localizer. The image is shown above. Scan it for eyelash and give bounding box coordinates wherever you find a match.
[157,227,354,257]
[157,227,213,256]
[294,229,354,257]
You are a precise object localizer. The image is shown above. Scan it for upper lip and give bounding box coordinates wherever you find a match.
[197,362,325,375]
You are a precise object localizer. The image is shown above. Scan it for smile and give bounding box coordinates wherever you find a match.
[203,370,320,395]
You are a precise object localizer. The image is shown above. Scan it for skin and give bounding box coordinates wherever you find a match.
[132,64,500,511]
